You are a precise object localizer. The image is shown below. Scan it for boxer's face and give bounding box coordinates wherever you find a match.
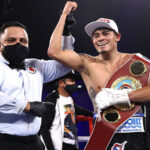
[91,28,121,54]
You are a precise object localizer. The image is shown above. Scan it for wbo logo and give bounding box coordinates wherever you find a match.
[111,141,127,150]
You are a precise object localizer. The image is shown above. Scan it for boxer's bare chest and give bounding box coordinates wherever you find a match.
[81,53,132,95]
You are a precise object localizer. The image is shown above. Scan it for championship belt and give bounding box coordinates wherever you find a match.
[85,54,150,150]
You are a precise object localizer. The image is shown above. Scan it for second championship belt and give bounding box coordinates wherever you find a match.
[85,54,150,150]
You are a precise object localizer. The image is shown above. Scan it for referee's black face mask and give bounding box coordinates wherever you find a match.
[2,43,29,63]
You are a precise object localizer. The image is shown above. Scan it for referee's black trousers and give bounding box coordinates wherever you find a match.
[0,133,45,150]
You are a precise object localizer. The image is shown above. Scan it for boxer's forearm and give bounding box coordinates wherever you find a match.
[48,13,67,58]
[129,86,150,102]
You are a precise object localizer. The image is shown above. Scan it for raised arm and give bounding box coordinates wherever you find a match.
[48,1,83,71]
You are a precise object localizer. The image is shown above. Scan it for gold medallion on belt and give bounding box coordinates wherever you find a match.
[130,61,147,76]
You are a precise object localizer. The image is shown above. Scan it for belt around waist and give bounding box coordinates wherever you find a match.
[0,133,38,144]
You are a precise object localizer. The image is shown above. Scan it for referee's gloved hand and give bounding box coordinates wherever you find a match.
[28,101,53,117]
[63,12,76,36]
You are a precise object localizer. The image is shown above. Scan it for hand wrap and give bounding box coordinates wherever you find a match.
[95,88,132,110]
[63,12,76,36]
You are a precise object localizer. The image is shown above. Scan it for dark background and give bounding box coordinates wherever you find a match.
[1,0,150,149]
[1,0,150,59]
